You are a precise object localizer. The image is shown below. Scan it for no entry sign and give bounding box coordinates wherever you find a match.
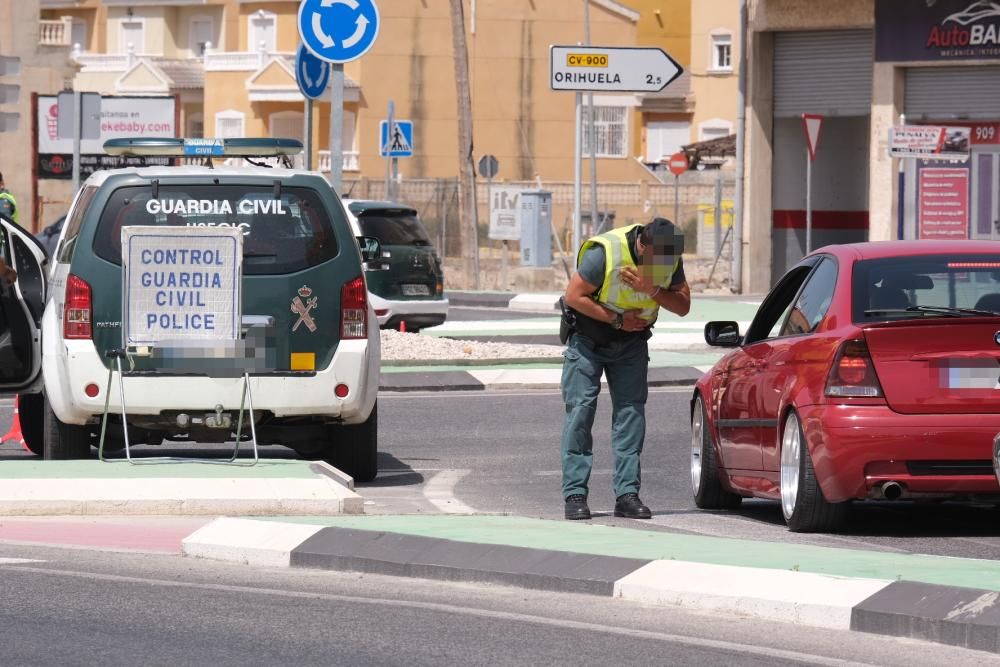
[667,152,688,176]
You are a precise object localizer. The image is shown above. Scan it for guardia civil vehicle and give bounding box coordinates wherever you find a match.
[8,138,382,481]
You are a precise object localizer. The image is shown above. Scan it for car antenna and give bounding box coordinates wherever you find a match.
[151,179,159,200]
[272,179,281,200]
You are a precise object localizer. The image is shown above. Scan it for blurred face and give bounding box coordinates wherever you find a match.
[636,227,682,285]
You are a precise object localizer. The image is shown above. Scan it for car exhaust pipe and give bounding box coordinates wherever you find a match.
[881,481,904,501]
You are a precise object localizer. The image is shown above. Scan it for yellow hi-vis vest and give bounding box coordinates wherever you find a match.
[577,224,679,322]
[0,191,16,224]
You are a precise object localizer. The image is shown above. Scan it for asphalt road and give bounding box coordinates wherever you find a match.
[372,389,1000,561]
[0,542,991,667]
[445,306,553,321]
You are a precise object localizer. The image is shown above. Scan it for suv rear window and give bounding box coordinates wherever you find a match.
[852,254,1000,322]
[356,209,431,246]
[94,185,338,275]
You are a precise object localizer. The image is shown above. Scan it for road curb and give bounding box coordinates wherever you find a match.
[181,517,1000,652]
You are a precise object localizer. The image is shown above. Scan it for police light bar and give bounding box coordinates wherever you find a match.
[103,137,304,158]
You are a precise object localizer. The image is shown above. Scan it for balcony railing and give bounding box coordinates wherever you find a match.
[72,50,131,72]
[319,150,360,173]
[39,18,72,47]
[204,45,294,72]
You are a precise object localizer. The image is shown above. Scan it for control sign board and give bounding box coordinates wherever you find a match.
[549,46,683,93]
[489,186,523,241]
[122,226,243,346]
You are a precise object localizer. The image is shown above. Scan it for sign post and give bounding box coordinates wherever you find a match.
[667,151,688,227]
[802,113,824,254]
[550,45,683,256]
[57,91,100,192]
[298,0,380,192]
[479,155,507,286]
[295,44,331,171]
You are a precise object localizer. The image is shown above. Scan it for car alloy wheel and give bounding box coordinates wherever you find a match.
[691,401,704,496]
[780,412,802,521]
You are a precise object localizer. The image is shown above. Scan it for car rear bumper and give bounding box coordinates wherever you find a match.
[369,292,448,328]
[799,404,1000,502]
[42,330,380,427]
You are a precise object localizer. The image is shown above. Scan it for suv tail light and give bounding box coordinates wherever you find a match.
[64,274,93,340]
[341,275,367,339]
[825,339,883,398]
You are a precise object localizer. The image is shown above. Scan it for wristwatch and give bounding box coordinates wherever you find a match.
[612,313,624,330]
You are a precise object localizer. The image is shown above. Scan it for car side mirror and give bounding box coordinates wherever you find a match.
[357,236,382,263]
[705,321,741,347]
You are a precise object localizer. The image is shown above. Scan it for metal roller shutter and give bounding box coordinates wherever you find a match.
[904,67,1000,121]
[774,31,874,117]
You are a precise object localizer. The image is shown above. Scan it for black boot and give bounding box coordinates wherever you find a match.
[614,493,651,519]
[564,494,591,520]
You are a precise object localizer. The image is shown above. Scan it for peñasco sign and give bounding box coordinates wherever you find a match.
[876,0,1000,61]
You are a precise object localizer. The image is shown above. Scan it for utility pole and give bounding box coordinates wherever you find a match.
[584,0,598,238]
[449,0,480,289]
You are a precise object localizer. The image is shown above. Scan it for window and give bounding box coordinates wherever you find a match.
[781,258,838,336]
[356,209,432,247]
[94,185,339,276]
[214,110,244,139]
[711,33,733,71]
[189,17,214,56]
[269,111,304,143]
[249,10,276,52]
[187,112,204,139]
[71,19,88,52]
[699,119,733,142]
[583,105,628,158]
[119,19,145,54]
[57,185,99,263]
[744,264,814,344]
[645,121,690,163]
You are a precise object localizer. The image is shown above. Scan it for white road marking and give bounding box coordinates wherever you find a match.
[423,469,477,514]
[0,558,46,565]
[0,564,878,666]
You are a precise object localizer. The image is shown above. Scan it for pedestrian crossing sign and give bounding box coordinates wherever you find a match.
[379,120,414,158]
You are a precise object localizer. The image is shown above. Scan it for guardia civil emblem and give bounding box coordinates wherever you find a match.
[291,285,318,332]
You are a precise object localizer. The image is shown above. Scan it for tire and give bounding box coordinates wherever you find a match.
[780,410,848,533]
[18,393,44,456]
[43,397,92,460]
[691,395,742,510]
[324,402,378,483]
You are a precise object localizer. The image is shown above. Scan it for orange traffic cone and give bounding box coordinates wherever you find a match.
[399,320,407,333]
[1,395,24,449]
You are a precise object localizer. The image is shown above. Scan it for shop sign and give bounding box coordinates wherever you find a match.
[876,0,1000,62]
[889,125,971,160]
[918,167,969,239]
[36,95,176,180]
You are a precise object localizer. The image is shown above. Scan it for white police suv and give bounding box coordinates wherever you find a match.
[11,138,383,481]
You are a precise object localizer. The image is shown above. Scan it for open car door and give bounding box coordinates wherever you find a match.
[0,213,46,396]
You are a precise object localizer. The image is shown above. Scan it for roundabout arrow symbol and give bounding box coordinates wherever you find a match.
[342,15,370,49]
[311,13,335,48]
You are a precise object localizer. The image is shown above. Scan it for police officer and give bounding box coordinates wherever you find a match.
[560,218,690,520]
[0,172,17,224]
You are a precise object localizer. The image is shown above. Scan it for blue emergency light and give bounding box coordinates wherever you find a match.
[103,137,304,158]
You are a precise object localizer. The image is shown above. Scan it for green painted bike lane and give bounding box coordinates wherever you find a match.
[267,514,1000,591]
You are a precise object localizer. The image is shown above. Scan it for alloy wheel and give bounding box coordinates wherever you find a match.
[691,399,704,496]
[780,412,801,520]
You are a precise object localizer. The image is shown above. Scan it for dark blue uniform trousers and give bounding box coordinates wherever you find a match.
[560,332,649,500]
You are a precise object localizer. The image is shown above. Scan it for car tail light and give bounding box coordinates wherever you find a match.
[64,274,93,340]
[335,383,349,398]
[341,275,367,339]
[825,339,883,398]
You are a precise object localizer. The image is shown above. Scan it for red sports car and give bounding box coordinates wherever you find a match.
[692,241,1000,532]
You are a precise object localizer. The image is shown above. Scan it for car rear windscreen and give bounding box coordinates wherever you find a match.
[852,255,1000,322]
[356,209,431,246]
[94,185,338,275]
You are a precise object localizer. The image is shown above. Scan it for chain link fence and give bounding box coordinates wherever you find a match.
[342,172,737,290]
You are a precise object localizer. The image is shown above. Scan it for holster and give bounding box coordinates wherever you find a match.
[558,296,615,346]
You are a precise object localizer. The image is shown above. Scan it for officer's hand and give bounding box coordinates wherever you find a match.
[622,309,648,332]
[0,259,15,288]
[621,266,655,295]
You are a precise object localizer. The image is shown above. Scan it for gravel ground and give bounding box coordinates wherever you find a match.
[381,329,564,362]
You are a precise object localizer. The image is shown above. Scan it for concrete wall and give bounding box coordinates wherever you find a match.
[742,28,773,294]
[751,0,873,31]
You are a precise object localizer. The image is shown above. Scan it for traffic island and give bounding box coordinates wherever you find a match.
[0,460,363,516]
